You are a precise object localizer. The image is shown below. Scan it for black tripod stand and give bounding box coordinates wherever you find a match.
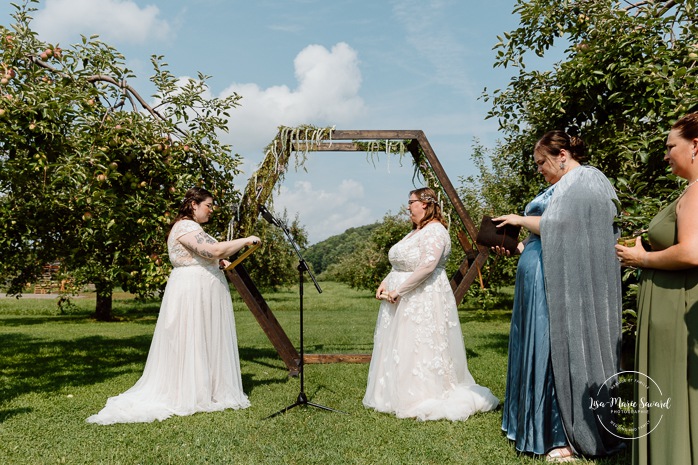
[258,205,347,418]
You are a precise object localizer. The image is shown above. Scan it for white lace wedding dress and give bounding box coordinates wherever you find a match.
[86,219,250,424]
[363,222,499,420]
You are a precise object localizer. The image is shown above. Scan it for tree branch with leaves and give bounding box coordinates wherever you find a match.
[0,1,242,320]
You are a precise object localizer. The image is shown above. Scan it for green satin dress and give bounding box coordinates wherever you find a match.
[634,198,698,465]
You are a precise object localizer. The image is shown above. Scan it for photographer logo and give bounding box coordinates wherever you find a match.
[589,371,671,440]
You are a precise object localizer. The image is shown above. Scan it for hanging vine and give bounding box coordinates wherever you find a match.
[234,126,457,238]
[358,139,408,170]
[235,124,335,238]
[360,139,452,225]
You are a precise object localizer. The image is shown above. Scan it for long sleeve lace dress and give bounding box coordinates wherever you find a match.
[363,222,498,420]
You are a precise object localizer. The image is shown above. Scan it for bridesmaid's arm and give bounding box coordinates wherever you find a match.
[618,187,698,269]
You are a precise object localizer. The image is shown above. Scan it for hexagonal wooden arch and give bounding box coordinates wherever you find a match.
[223,129,488,376]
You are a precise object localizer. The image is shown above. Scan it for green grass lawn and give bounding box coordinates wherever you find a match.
[0,282,631,465]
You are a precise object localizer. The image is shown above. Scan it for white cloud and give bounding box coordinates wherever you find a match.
[220,42,365,164]
[32,0,173,45]
[273,179,374,243]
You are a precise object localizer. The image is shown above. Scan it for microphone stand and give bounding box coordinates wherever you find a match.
[258,205,347,418]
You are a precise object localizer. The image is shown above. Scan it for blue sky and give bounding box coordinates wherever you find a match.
[1,0,539,244]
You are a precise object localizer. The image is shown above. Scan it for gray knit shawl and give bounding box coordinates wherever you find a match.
[540,165,623,457]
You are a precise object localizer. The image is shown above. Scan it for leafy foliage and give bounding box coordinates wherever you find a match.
[312,211,475,296]
[486,0,696,211]
[0,2,241,319]
[305,223,381,275]
[236,124,335,240]
[319,213,412,291]
[242,209,309,291]
[457,142,523,302]
[484,0,698,334]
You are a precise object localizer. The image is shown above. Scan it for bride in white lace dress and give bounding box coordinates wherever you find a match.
[363,187,499,421]
[87,187,259,425]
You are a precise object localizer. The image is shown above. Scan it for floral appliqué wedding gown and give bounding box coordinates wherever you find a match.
[86,219,250,424]
[363,222,498,420]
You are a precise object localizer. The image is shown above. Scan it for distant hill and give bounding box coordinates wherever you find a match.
[304,223,381,274]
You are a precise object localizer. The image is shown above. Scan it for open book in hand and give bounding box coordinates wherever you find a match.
[475,216,521,253]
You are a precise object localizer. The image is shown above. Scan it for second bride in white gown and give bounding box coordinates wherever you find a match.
[363,187,499,421]
[87,187,259,425]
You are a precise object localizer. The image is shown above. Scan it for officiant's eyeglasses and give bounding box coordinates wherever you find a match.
[408,200,423,205]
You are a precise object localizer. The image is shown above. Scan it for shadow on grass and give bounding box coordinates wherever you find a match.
[0,407,32,423]
[467,333,510,358]
[0,332,291,413]
[0,315,93,326]
[238,346,288,370]
[0,332,152,411]
[237,346,300,394]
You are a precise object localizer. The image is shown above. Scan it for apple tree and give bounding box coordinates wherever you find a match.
[483,0,698,342]
[0,2,242,320]
[486,0,698,216]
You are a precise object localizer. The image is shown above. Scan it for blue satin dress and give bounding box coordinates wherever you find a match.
[501,185,567,455]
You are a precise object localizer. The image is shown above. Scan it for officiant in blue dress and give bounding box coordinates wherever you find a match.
[493,131,623,462]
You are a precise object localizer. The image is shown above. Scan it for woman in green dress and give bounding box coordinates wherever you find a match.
[616,112,698,465]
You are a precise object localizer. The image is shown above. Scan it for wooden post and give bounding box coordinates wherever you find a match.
[224,264,300,376]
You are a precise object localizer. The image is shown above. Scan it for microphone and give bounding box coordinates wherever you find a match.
[258,204,278,227]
